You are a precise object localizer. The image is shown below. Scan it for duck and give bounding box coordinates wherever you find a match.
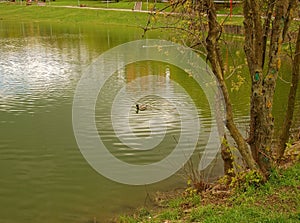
[136,104,147,113]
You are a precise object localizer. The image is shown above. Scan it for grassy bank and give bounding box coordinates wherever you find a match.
[0,3,149,26]
[117,162,300,222]
[0,1,245,27]
[1,2,298,28]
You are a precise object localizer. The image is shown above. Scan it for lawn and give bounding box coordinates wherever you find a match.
[0,1,249,27]
[0,3,150,26]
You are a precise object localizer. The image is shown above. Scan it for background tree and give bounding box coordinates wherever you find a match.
[277,25,300,159]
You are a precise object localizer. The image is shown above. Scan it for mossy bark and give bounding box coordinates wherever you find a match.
[243,0,297,177]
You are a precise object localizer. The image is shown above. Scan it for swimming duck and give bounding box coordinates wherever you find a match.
[136,104,147,113]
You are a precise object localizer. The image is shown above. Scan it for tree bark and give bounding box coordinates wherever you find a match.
[277,25,300,159]
[244,0,271,175]
[204,0,260,172]
[221,136,235,179]
[244,0,293,176]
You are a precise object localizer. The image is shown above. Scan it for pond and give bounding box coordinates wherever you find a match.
[0,21,299,223]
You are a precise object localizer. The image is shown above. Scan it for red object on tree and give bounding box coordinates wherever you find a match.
[230,0,232,18]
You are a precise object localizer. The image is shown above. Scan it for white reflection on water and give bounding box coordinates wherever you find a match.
[0,38,78,113]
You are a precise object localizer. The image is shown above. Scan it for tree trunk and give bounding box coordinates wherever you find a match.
[244,0,292,177]
[221,136,235,179]
[243,0,270,175]
[277,25,300,159]
[204,0,260,173]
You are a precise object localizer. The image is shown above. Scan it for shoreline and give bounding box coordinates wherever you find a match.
[115,159,300,222]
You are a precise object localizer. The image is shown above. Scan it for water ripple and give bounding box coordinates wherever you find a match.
[0,38,80,114]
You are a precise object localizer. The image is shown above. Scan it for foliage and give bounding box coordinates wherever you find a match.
[117,163,300,222]
[230,73,246,92]
[229,169,264,190]
[118,208,152,223]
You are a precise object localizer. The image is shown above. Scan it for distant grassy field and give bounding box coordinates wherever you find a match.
[1,0,169,10]
[51,0,136,9]
[0,3,150,26]
[51,0,169,11]
[0,1,246,27]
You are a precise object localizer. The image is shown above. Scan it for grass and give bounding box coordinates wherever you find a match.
[4,0,169,10]
[2,1,282,28]
[215,3,243,15]
[0,3,150,26]
[117,163,300,222]
[51,0,137,9]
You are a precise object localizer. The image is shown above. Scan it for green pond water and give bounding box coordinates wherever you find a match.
[0,21,299,223]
